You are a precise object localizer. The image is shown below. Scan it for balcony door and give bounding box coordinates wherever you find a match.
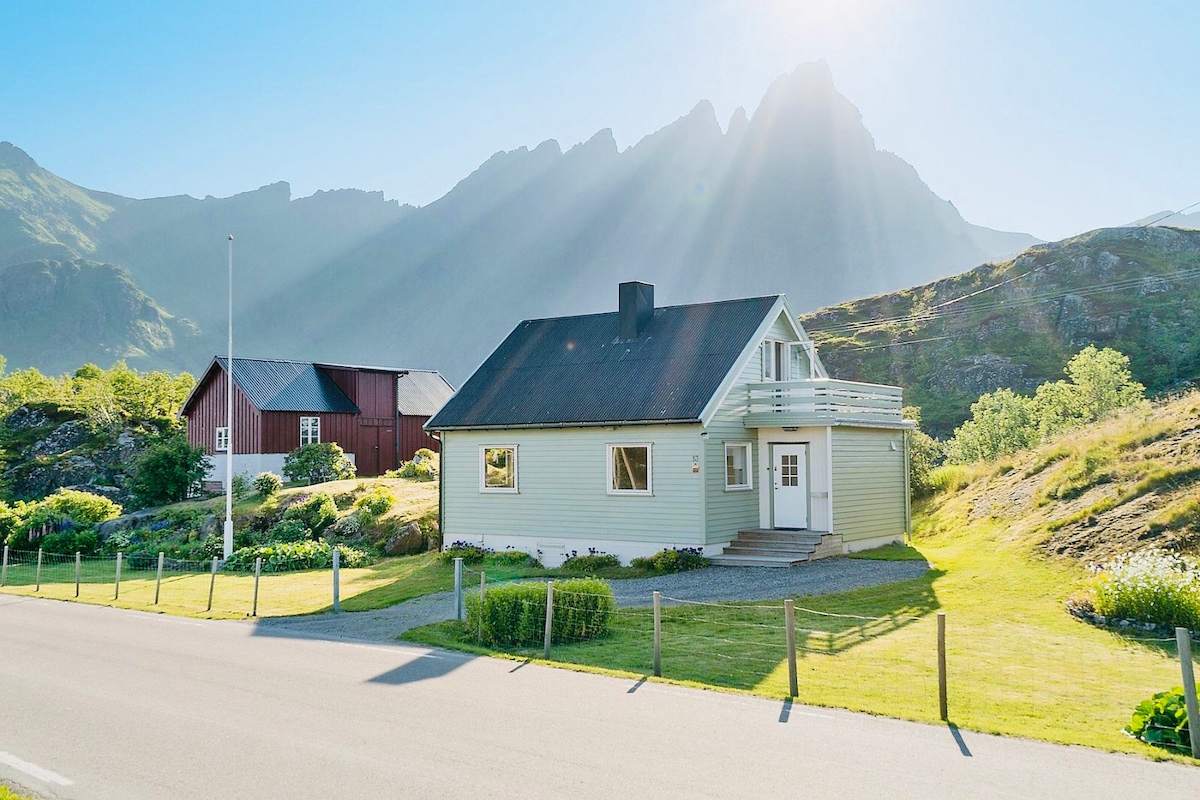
[772,443,809,529]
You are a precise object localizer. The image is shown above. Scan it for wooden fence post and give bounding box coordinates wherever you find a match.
[653,591,662,677]
[114,552,123,600]
[1176,628,1200,758]
[75,551,81,598]
[1,544,7,586]
[332,547,341,612]
[252,557,262,617]
[35,548,43,592]
[154,551,165,605]
[453,557,463,621]
[785,599,798,699]
[937,612,948,721]
[206,556,217,612]
[543,581,555,659]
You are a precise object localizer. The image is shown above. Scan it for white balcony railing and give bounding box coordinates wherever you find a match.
[743,378,906,427]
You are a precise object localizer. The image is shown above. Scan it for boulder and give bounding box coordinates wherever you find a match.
[385,522,425,556]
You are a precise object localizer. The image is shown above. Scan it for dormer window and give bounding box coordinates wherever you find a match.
[763,340,789,381]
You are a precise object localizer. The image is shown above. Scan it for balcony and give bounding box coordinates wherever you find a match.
[743,378,909,429]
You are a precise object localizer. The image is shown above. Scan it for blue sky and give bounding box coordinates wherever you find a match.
[2,0,1196,240]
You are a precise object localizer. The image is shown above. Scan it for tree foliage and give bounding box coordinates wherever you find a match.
[904,406,943,498]
[282,442,356,485]
[129,433,210,506]
[0,359,194,429]
[946,347,1145,463]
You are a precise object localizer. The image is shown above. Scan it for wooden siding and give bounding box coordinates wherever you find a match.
[442,425,705,546]
[703,340,762,544]
[261,411,359,457]
[399,415,438,462]
[184,368,261,455]
[830,427,908,543]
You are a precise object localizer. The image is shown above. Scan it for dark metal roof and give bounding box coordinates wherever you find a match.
[216,357,360,413]
[426,295,780,429]
[396,370,455,416]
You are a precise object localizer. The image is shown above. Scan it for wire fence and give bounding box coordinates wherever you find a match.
[450,563,1200,757]
[0,544,345,618]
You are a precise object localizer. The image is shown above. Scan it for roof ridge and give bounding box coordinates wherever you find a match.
[517,293,783,325]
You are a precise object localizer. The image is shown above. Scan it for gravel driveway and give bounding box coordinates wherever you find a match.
[252,557,929,643]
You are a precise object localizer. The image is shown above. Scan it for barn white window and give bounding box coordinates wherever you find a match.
[215,426,230,452]
[300,416,321,445]
[725,442,752,490]
[608,444,652,495]
[480,446,518,492]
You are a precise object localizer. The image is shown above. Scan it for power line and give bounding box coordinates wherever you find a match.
[805,201,1200,337]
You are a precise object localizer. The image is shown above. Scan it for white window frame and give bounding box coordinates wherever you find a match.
[724,442,752,490]
[300,416,321,446]
[607,443,653,495]
[215,426,229,453]
[479,445,519,493]
[762,339,790,382]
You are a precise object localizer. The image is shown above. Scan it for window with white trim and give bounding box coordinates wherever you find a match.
[725,442,751,489]
[215,426,229,452]
[762,340,789,381]
[608,444,652,494]
[300,416,321,446]
[481,446,518,492]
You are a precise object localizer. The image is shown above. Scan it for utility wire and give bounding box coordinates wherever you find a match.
[805,200,1200,340]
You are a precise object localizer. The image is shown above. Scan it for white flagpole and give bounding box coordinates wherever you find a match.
[224,234,235,559]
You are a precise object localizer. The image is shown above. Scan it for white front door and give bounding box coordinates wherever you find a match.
[772,444,809,529]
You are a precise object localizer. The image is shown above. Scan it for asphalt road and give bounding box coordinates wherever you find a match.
[3,595,1198,799]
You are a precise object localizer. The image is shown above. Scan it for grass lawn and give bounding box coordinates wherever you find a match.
[0,786,36,800]
[405,501,1197,762]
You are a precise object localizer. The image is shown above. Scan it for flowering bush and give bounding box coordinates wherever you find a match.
[630,547,710,574]
[1092,549,1200,630]
[561,548,621,572]
[353,485,395,518]
[253,471,283,497]
[224,540,369,572]
[440,541,492,563]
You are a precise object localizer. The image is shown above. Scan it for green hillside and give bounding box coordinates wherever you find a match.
[803,227,1200,435]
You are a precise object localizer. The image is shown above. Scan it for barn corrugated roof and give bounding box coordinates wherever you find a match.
[396,370,455,416]
[215,357,360,413]
[426,295,780,430]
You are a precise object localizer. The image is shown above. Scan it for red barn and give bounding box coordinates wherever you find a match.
[181,357,454,489]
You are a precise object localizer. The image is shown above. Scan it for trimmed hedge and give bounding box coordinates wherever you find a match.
[465,578,615,647]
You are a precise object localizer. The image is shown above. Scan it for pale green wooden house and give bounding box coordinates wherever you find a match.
[425,282,912,566]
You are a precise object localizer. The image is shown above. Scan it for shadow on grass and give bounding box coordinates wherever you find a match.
[404,569,944,694]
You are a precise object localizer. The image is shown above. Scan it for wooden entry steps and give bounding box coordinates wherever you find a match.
[709,529,844,568]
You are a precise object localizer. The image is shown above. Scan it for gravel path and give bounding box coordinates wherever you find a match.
[253,558,930,643]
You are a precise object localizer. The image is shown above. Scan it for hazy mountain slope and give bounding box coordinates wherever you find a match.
[0,259,202,374]
[0,142,126,265]
[245,63,1037,379]
[801,226,1200,436]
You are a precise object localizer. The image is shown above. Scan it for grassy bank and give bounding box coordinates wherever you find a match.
[406,514,1193,761]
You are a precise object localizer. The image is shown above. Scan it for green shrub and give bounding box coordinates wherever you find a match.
[487,549,542,567]
[253,471,283,497]
[465,578,615,647]
[353,485,395,518]
[224,540,369,572]
[1124,687,1192,753]
[231,472,251,500]
[281,492,338,534]
[413,447,437,461]
[129,433,210,507]
[561,549,621,572]
[7,489,124,549]
[441,540,492,563]
[282,442,356,485]
[1092,549,1200,630]
[266,518,311,543]
[37,528,101,555]
[630,547,709,574]
[395,459,436,480]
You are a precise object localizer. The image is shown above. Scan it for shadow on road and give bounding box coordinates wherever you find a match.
[948,723,972,757]
[368,653,469,685]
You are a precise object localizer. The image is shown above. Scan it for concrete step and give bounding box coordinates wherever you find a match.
[723,542,817,557]
[735,530,826,545]
[709,553,808,568]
